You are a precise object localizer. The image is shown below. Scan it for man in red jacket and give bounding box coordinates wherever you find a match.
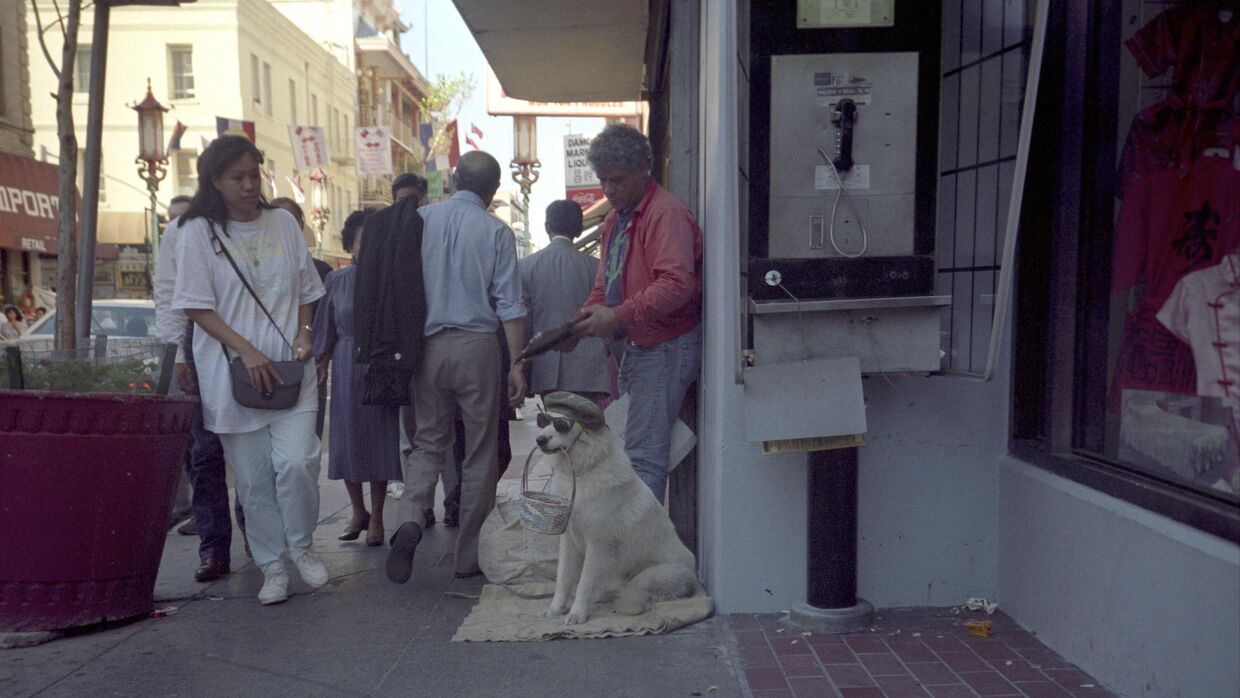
[574,124,703,501]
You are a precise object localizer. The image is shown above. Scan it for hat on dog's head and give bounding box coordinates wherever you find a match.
[542,391,606,430]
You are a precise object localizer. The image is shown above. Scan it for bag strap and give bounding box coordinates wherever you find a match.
[208,222,294,358]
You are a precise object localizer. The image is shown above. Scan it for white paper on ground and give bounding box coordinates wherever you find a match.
[603,393,697,471]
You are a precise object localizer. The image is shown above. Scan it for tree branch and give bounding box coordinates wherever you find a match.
[30,0,62,78]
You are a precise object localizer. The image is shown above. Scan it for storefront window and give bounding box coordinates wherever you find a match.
[1079,2,1238,500]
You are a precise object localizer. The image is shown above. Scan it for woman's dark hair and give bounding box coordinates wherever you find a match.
[177,135,272,235]
[3,305,20,321]
[341,209,373,254]
[270,197,305,228]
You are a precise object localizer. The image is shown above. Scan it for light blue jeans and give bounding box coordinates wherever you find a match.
[618,324,702,500]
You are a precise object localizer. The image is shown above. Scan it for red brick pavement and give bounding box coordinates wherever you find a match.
[725,608,1116,698]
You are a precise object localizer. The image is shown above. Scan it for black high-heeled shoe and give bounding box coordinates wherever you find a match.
[338,512,371,541]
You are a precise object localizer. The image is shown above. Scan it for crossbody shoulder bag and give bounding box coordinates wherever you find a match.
[209,224,304,410]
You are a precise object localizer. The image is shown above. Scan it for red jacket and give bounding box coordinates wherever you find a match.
[584,178,702,348]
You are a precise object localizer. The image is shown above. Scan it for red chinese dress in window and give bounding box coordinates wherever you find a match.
[1112,158,1240,398]
[1119,3,1240,190]
[1112,4,1240,402]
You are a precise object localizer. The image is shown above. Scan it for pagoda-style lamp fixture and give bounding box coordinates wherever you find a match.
[131,79,169,280]
[510,115,540,239]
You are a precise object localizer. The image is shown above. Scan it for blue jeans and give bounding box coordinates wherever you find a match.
[184,323,245,565]
[618,324,702,499]
[186,404,244,564]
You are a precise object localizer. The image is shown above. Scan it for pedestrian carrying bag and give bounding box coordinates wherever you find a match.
[210,224,305,410]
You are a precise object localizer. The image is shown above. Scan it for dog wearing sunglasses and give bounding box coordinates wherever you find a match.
[534,392,698,626]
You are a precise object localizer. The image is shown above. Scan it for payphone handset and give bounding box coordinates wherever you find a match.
[831,98,858,172]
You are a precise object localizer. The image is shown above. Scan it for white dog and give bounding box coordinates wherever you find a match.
[534,392,698,626]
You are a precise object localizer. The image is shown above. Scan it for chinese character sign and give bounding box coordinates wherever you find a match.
[355,127,393,176]
[564,134,603,210]
[288,125,330,172]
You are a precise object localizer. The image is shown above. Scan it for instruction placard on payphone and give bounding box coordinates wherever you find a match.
[768,52,919,259]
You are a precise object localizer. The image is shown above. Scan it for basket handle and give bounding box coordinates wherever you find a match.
[521,445,576,509]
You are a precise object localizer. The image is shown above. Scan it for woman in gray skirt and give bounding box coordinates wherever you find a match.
[313,210,402,547]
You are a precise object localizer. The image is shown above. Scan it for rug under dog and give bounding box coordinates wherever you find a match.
[452,582,714,642]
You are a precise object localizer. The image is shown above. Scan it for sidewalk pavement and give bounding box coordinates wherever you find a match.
[2,407,1114,698]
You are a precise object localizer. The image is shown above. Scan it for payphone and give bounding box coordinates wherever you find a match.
[743,3,951,453]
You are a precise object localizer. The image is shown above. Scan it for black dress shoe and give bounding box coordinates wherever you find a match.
[386,522,422,584]
[443,509,459,528]
[194,558,230,583]
[423,508,436,528]
[338,512,371,541]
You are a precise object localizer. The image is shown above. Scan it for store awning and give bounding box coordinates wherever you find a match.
[0,152,77,255]
[449,0,647,102]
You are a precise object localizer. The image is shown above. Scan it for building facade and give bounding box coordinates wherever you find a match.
[0,0,61,310]
[0,2,34,158]
[451,1,1240,696]
[27,0,359,281]
[270,0,428,210]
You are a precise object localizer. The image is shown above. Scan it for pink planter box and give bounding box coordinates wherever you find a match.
[0,390,197,632]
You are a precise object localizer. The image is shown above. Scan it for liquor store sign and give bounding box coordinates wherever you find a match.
[565,134,604,210]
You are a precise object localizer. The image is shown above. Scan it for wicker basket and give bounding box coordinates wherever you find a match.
[518,448,575,535]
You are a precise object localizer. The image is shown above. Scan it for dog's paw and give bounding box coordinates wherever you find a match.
[542,603,568,618]
[564,610,588,626]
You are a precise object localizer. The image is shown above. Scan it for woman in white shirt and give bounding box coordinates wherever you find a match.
[171,136,327,606]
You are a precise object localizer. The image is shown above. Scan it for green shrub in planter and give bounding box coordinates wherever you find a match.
[2,337,174,394]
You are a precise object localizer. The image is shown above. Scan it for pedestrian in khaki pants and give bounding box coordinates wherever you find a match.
[386,151,527,582]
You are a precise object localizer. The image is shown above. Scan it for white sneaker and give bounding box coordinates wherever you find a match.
[258,562,289,605]
[291,547,329,588]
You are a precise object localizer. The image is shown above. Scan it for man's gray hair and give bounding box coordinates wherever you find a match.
[587,124,652,172]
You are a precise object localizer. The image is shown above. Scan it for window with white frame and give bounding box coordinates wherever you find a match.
[250,55,261,105]
[262,62,273,117]
[169,45,195,100]
[75,47,91,93]
[77,151,106,204]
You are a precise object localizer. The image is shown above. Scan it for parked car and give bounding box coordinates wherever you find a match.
[19,299,156,342]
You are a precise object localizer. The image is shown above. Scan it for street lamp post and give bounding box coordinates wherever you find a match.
[131,81,169,288]
[510,115,539,255]
[308,168,330,258]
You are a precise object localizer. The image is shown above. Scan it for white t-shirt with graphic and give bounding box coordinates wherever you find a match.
[171,208,325,434]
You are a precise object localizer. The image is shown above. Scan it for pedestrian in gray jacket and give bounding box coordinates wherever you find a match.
[519,200,612,404]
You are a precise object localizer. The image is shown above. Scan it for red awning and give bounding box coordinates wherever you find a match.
[0,152,80,255]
